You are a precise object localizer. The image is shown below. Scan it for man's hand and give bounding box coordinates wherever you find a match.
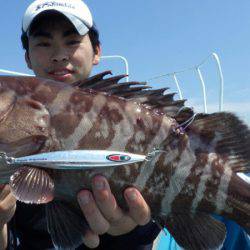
[0,185,16,228]
[0,185,16,250]
[77,175,151,248]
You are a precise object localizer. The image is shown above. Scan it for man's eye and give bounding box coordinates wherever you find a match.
[36,42,50,47]
[67,40,81,45]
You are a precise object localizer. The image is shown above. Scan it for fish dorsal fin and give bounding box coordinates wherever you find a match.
[188,112,250,173]
[46,200,88,249]
[73,70,113,88]
[164,212,226,250]
[73,71,191,118]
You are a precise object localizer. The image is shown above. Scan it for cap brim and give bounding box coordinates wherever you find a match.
[25,10,90,36]
[62,12,89,36]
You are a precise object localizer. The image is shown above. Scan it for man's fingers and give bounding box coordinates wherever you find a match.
[91,176,137,235]
[78,177,151,240]
[82,229,100,249]
[0,185,11,201]
[124,188,151,226]
[0,193,16,226]
[91,175,123,223]
[107,213,137,236]
[0,185,16,224]
[78,190,110,235]
[0,193,16,212]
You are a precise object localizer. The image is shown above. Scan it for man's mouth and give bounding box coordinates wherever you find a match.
[48,69,75,81]
[49,69,74,76]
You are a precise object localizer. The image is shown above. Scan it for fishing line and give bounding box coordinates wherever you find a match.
[175,106,194,117]
[145,149,169,162]
[176,113,198,131]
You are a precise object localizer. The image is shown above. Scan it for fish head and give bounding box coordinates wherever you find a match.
[0,84,50,144]
[0,80,51,189]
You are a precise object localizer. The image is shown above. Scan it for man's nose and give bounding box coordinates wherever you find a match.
[50,47,69,62]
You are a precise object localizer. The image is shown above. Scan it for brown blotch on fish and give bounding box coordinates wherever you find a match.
[51,113,82,139]
[108,106,124,124]
[31,84,59,104]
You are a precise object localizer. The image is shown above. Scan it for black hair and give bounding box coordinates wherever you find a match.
[21,12,100,54]
[88,25,101,54]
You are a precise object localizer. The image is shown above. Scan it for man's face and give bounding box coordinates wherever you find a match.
[26,15,100,84]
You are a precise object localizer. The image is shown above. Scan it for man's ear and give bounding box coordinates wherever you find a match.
[25,52,32,69]
[93,45,101,65]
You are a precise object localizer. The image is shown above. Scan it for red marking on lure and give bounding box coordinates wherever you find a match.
[107,154,131,162]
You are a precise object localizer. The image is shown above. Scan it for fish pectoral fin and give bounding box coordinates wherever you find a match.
[164,212,226,250]
[46,200,89,249]
[9,167,54,204]
[0,135,47,157]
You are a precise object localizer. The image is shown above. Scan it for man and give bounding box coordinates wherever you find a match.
[0,0,160,249]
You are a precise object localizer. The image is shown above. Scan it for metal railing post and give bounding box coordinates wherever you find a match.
[212,52,224,111]
[100,55,129,82]
[197,67,208,113]
[173,73,183,100]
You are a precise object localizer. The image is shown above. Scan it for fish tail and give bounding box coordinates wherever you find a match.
[188,112,250,173]
[223,172,250,231]
[188,112,250,229]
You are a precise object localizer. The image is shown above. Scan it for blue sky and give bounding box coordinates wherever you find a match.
[1,1,250,124]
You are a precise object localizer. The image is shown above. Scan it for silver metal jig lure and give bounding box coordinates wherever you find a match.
[0,150,147,170]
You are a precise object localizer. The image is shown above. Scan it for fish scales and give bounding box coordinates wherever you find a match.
[0,73,249,250]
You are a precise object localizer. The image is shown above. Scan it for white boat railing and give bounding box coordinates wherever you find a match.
[0,69,33,76]
[0,55,129,79]
[100,55,129,82]
[146,52,224,113]
[0,52,224,112]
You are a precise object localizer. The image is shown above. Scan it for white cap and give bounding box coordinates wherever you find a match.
[22,0,93,36]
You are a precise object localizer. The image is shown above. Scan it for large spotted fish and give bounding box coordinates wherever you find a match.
[0,71,249,249]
